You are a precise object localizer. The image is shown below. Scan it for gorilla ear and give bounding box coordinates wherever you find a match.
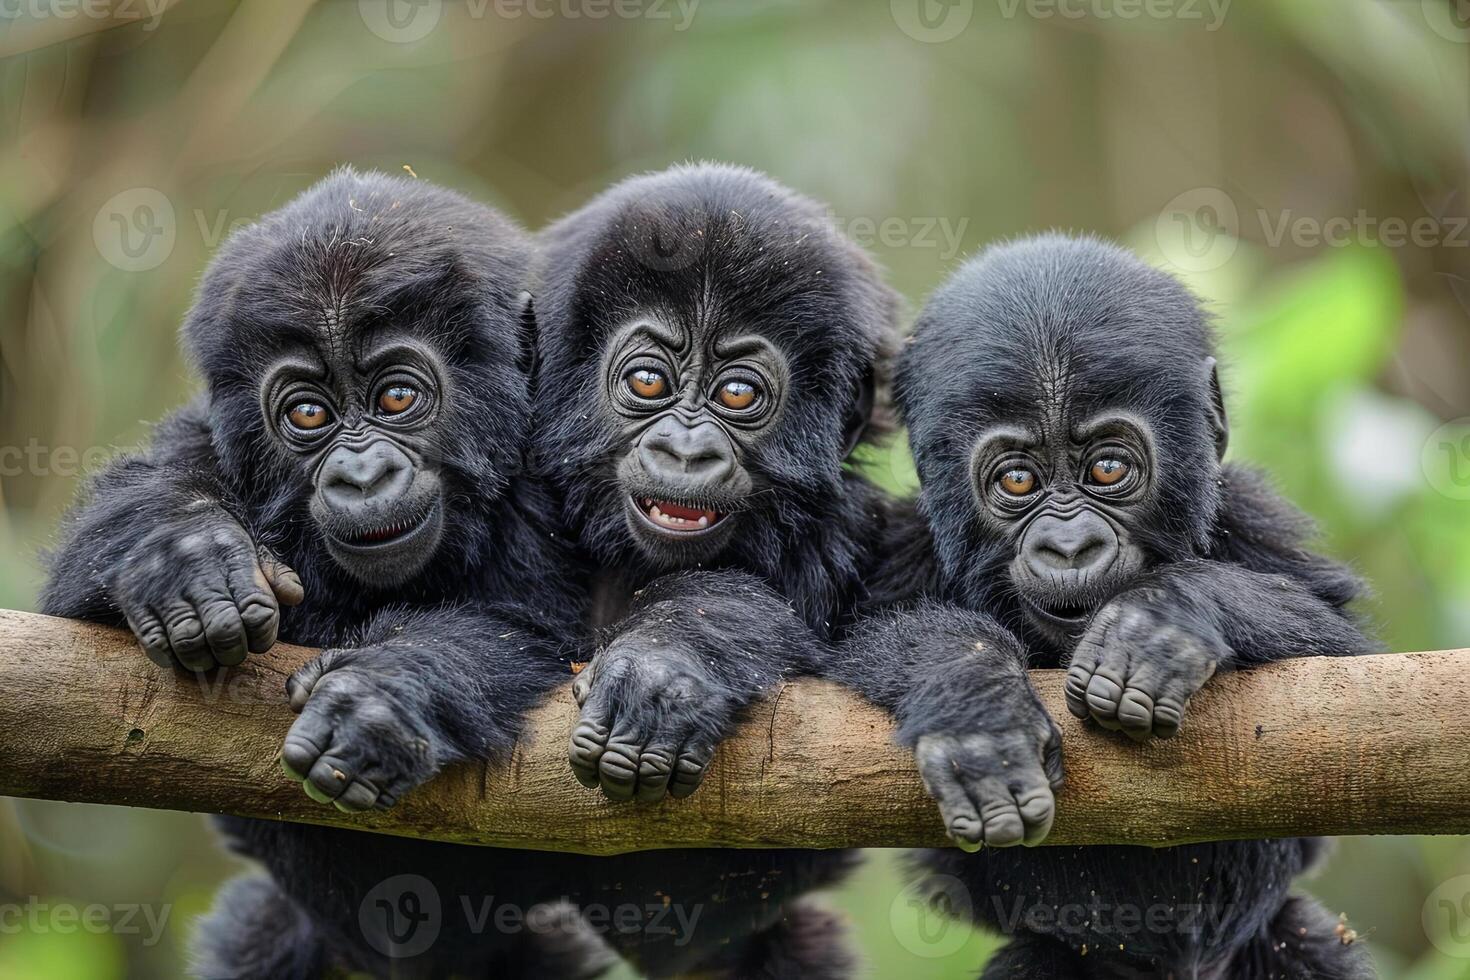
[841,368,876,460]
[1205,356,1229,461]
[516,290,540,387]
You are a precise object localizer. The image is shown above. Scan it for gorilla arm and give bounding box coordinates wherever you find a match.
[281,600,572,812]
[840,602,1064,850]
[39,399,303,670]
[567,570,818,804]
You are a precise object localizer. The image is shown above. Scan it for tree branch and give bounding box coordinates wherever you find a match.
[0,609,1465,854]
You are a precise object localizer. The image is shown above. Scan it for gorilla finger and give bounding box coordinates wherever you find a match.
[1063,664,1095,719]
[333,779,381,813]
[127,608,176,668]
[160,599,215,671]
[1084,665,1128,726]
[1040,725,1065,789]
[970,776,1027,848]
[668,742,714,800]
[570,661,597,707]
[569,718,612,789]
[286,658,334,712]
[633,742,680,803]
[918,757,984,851]
[196,595,249,668]
[223,558,280,654]
[280,729,327,781]
[1115,687,1157,742]
[305,756,355,802]
[596,741,642,801]
[258,547,305,607]
[1015,786,1057,846]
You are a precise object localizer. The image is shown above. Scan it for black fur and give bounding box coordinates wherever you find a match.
[532,164,903,974]
[843,235,1377,978]
[41,170,603,977]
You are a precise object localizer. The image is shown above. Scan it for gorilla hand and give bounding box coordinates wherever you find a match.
[110,506,303,670]
[913,679,1064,851]
[568,641,733,803]
[281,649,442,812]
[1065,591,1227,741]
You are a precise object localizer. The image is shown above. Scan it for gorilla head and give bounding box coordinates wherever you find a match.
[184,168,534,588]
[534,163,898,574]
[898,234,1229,647]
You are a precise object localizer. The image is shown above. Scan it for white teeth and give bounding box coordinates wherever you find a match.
[697,516,709,528]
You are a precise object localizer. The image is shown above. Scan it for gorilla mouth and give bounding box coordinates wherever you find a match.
[1021,595,1093,628]
[633,497,724,534]
[334,503,438,551]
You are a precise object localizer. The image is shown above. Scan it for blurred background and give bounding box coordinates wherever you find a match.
[2,0,1469,976]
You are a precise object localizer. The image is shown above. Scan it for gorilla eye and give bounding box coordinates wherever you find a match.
[717,380,757,410]
[999,468,1037,496]
[287,403,331,431]
[378,385,418,416]
[627,369,668,399]
[1088,458,1130,486]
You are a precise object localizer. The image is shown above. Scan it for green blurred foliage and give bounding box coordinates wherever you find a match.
[2,0,1469,976]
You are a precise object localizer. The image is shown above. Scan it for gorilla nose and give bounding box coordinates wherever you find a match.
[319,442,414,511]
[638,420,736,485]
[1022,511,1119,577]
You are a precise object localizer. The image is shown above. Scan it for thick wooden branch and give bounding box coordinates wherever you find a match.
[0,609,1466,854]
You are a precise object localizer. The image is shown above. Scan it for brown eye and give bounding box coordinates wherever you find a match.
[717,380,757,410]
[1089,458,1129,486]
[999,468,1036,496]
[628,369,668,399]
[287,403,331,431]
[378,385,418,416]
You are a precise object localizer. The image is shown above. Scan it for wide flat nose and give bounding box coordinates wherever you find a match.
[1022,511,1119,577]
[637,420,735,484]
[319,442,414,511]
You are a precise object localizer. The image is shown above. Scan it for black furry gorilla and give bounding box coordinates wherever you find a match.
[523,163,901,976]
[42,164,902,978]
[41,170,614,977]
[843,235,1378,978]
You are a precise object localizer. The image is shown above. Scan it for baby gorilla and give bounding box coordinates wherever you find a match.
[41,170,597,977]
[528,163,900,976]
[846,235,1377,978]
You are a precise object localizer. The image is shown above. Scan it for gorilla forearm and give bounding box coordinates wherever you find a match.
[280,603,572,811]
[569,570,818,802]
[1141,560,1376,666]
[841,603,1064,849]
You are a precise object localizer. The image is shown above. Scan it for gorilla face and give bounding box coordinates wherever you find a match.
[967,411,1155,646]
[602,319,788,564]
[260,335,449,587]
